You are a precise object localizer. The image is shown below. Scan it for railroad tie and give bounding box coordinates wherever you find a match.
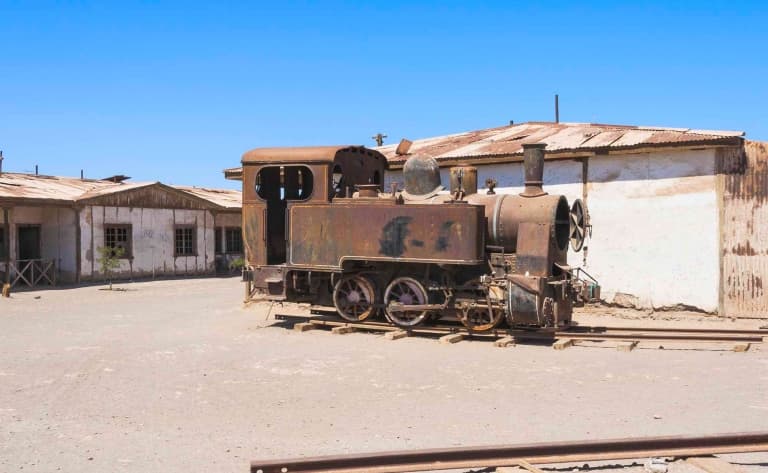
[494,336,516,348]
[617,341,639,352]
[439,333,464,344]
[384,330,409,341]
[331,325,356,335]
[293,322,317,332]
[687,456,742,473]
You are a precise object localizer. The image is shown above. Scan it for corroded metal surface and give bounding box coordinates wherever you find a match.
[241,142,586,328]
[0,173,241,210]
[288,201,485,268]
[719,140,768,318]
[376,121,745,167]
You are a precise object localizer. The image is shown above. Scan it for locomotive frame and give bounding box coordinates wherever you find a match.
[241,144,594,331]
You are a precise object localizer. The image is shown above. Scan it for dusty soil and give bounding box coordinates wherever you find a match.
[0,278,766,473]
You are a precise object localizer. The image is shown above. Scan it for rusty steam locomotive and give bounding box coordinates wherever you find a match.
[241,143,594,331]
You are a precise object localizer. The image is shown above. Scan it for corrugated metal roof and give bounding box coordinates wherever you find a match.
[0,172,241,209]
[0,173,150,202]
[173,185,242,209]
[375,121,745,165]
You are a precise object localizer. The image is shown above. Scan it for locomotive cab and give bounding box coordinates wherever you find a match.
[241,146,387,296]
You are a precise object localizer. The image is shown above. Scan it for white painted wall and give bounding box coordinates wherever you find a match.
[80,206,216,280]
[587,150,719,311]
[386,149,719,311]
[0,206,78,283]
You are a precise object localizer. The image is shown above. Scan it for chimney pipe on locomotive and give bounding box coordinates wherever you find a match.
[521,143,547,197]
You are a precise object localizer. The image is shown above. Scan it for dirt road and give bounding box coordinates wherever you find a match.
[1,278,766,472]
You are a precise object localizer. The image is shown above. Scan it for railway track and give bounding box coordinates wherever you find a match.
[274,310,767,350]
[250,431,768,473]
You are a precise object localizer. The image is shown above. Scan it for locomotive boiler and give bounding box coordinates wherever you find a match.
[241,143,593,331]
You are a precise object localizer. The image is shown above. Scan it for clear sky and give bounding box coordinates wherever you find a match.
[1,1,766,189]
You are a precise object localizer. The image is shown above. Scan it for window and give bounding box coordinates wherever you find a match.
[0,227,6,259]
[214,227,223,254]
[255,165,314,201]
[175,227,196,256]
[225,227,243,254]
[104,225,132,258]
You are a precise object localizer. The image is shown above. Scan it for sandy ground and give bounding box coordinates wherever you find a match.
[0,278,766,473]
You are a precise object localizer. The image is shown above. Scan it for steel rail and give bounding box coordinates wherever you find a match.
[570,325,768,336]
[250,431,768,473]
[309,308,768,336]
[277,314,765,343]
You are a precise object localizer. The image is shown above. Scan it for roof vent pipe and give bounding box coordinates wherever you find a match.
[520,143,548,198]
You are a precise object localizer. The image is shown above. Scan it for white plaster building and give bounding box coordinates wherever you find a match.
[0,174,242,288]
[377,122,768,318]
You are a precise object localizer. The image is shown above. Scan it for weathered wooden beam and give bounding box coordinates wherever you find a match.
[552,338,574,350]
[331,325,356,335]
[439,333,464,344]
[384,330,409,341]
[494,336,516,348]
[293,322,318,332]
[617,341,639,352]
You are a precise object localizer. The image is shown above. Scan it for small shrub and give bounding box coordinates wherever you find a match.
[97,246,124,290]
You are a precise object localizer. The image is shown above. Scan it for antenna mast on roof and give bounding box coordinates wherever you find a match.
[0,150,3,175]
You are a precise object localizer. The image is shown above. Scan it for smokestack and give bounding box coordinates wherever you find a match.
[555,94,559,123]
[35,165,38,176]
[521,143,547,197]
[0,150,3,174]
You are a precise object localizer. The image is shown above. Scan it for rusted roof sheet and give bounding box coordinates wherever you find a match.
[0,172,241,209]
[0,173,151,203]
[174,185,242,209]
[376,122,745,165]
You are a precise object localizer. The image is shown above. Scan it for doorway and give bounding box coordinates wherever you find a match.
[18,225,42,260]
[255,165,313,265]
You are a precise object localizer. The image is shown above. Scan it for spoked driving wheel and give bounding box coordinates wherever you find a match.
[333,275,377,322]
[384,277,430,327]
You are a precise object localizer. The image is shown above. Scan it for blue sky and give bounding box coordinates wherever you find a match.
[1,1,766,189]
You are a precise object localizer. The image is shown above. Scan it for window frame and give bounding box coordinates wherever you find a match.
[174,225,197,257]
[254,165,314,202]
[104,224,133,259]
[224,227,243,254]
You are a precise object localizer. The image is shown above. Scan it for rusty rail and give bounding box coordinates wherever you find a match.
[251,431,768,473]
[278,313,767,344]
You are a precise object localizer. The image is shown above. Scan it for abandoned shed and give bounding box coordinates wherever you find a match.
[0,173,242,288]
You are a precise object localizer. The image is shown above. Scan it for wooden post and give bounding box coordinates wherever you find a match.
[3,208,9,285]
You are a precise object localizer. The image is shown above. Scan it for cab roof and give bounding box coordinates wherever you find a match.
[241,145,387,166]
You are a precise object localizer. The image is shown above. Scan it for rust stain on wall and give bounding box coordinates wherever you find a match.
[719,141,768,318]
